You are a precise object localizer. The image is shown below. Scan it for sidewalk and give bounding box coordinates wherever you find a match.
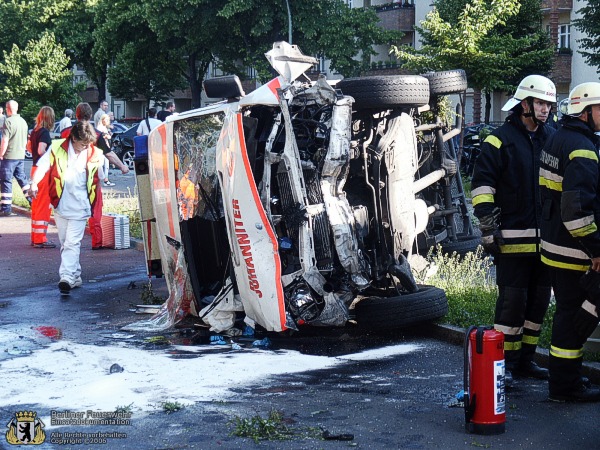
[0,209,149,294]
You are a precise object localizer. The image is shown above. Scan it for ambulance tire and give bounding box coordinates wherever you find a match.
[337,75,430,110]
[354,285,448,330]
[422,69,468,96]
[439,234,482,258]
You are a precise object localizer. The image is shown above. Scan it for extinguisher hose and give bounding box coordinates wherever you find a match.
[464,325,477,423]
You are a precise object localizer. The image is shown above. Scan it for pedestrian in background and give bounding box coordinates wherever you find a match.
[96,113,115,187]
[137,108,162,136]
[472,75,557,386]
[93,100,109,126]
[157,102,175,122]
[0,100,30,216]
[29,121,103,294]
[29,106,57,248]
[59,109,73,132]
[539,82,600,402]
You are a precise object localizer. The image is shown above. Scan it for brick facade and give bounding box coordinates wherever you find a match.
[550,54,572,85]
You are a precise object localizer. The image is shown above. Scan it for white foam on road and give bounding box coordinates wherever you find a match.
[0,341,421,420]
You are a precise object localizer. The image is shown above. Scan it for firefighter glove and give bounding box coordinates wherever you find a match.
[481,229,504,255]
[573,300,599,340]
[478,207,501,232]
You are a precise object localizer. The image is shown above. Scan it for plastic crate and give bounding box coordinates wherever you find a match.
[100,213,130,249]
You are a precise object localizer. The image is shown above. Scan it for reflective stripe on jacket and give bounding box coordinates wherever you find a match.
[472,114,555,256]
[539,116,600,271]
[48,139,102,216]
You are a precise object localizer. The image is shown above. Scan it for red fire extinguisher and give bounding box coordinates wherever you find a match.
[464,325,506,435]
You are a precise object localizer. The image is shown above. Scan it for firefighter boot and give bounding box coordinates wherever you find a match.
[514,360,548,380]
[549,384,600,402]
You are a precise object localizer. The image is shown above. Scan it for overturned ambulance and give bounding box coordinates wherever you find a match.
[131,42,451,334]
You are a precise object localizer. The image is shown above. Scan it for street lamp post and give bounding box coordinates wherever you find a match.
[284,0,292,44]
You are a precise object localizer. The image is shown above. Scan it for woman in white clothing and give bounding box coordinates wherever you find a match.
[29,121,103,294]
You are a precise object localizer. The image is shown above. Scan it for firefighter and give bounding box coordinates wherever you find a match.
[472,75,557,385]
[539,82,600,402]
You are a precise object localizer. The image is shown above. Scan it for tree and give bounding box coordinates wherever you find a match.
[0,0,111,104]
[0,32,82,124]
[47,0,111,103]
[93,0,187,106]
[392,0,553,123]
[573,0,600,74]
[142,0,399,107]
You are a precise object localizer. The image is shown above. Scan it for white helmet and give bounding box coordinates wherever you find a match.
[502,75,557,112]
[566,82,600,116]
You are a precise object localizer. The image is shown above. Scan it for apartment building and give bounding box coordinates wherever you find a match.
[362,0,599,123]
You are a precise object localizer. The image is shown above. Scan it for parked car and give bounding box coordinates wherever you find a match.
[49,120,129,138]
[110,124,138,170]
[26,120,130,160]
[133,42,458,335]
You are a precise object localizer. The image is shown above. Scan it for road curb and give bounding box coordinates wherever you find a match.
[431,323,600,384]
[12,205,145,252]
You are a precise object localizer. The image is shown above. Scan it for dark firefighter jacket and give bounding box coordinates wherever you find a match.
[539,116,600,271]
[471,113,555,256]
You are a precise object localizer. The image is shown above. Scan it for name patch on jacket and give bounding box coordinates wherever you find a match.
[540,150,559,170]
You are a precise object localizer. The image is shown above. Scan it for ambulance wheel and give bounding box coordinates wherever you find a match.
[337,75,430,110]
[354,285,448,330]
[439,234,481,258]
[421,69,467,96]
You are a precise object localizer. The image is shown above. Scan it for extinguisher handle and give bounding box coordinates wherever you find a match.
[464,325,477,423]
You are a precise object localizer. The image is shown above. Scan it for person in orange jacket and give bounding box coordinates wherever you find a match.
[29,106,56,248]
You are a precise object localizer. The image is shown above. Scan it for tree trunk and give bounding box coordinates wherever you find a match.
[484,91,492,124]
[472,89,482,124]
[96,72,108,104]
[187,55,211,109]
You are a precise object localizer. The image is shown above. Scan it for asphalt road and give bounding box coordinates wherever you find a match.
[1,192,600,449]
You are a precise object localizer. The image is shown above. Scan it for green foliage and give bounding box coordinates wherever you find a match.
[161,401,184,414]
[392,0,553,94]
[142,0,399,106]
[414,246,497,328]
[0,32,82,124]
[114,403,134,414]
[229,410,293,443]
[573,0,600,74]
[94,0,186,105]
[539,300,555,350]
[102,189,141,239]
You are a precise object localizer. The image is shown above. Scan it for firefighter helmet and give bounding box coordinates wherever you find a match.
[566,82,600,116]
[502,75,557,112]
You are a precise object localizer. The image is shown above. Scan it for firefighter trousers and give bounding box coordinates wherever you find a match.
[548,268,588,395]
[30,170,51,245]
[494,256,551,371]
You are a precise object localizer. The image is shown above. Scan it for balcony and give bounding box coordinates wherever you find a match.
[375,2,415,32]
[550,52,572,85]
[541,0,572,10]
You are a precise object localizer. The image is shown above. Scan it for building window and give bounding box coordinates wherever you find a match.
[558,24,570,49]
[345,0,352,8]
